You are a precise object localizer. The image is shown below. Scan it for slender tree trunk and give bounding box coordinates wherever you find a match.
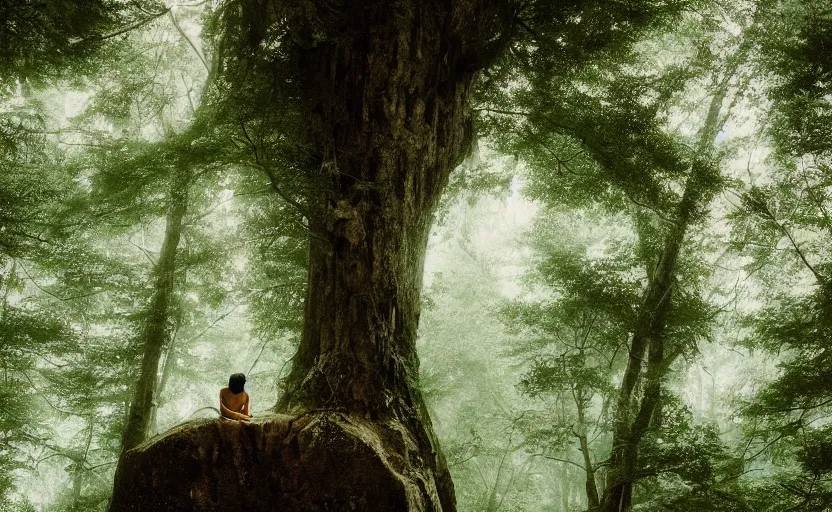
[120,168,190,452]
[148,307,182,435]
[600,232,677,512]
[600,63,737,512]
[485,450,508,512]
[578,431,600,510]
[71,473,82,508]
[148,230,189,434]
[574,384,600,510]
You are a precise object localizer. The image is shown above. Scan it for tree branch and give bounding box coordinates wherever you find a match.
[751,195,826,285]
[239,122,310,219]
[529,453,586,471]
[71,8,171,44]
[168,8,210,72]
[15,261,109,302]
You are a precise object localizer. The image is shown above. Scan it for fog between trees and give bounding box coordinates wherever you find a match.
[1,0,831,510]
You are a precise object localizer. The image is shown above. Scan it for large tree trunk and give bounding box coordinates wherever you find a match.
[270,3,512,510]
[119,167,189,453]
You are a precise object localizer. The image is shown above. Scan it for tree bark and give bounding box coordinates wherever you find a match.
[119,167,189,453]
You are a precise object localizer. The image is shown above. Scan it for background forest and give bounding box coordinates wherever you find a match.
[1,0,831,510]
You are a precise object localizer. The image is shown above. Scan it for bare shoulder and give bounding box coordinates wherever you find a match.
[220,387,230,397]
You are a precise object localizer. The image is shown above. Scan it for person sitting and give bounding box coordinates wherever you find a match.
[220,373,252,422]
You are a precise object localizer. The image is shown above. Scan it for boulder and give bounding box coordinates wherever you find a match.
[108,412,443,511]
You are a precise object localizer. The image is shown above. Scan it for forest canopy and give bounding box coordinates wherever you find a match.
[1,0,832,511]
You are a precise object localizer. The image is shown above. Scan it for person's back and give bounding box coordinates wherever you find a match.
[220,373,252,422]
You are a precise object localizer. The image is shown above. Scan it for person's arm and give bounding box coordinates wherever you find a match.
[242,393,251,418]
[220,391,247,421]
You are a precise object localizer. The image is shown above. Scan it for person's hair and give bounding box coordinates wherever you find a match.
[228,373,246,394]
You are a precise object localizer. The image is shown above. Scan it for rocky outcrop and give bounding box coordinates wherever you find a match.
[108,412,444,511]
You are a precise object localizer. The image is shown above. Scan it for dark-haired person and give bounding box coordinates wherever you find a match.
[220,373,252,422]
